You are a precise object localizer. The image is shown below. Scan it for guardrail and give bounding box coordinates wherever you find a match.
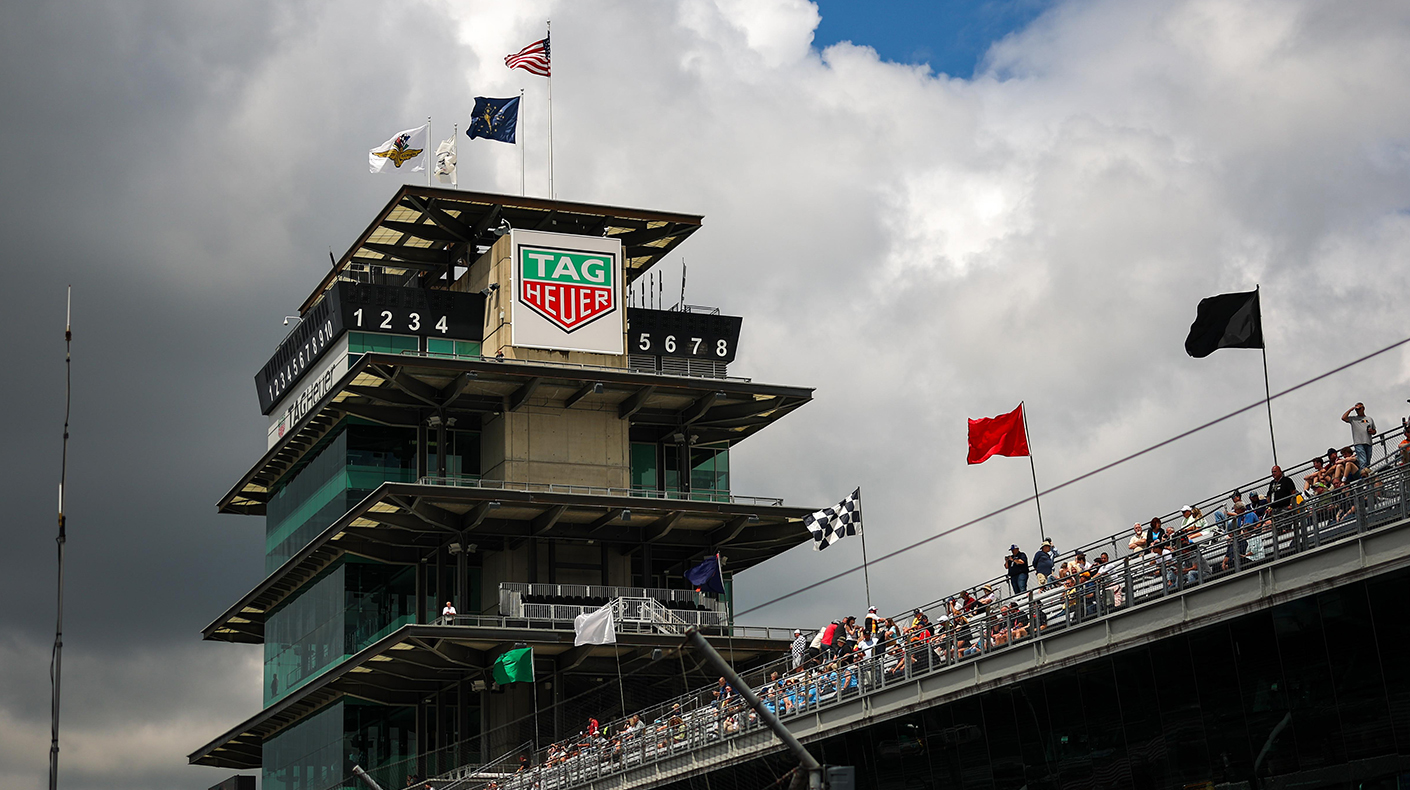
[497,583,728,623]
[415,475,786,507]
[444,458,1410,790]
[392,348,753,383]
[429,611,796,642]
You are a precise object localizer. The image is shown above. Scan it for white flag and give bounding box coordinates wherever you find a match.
[369,124,428,173]
[433,136,457,183]
[574,604,616,646]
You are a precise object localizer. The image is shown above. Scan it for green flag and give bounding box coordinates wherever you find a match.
[493,647,534,684]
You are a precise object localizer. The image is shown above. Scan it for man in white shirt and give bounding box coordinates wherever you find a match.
[441,601,457,624]
[1342,402,1378,470]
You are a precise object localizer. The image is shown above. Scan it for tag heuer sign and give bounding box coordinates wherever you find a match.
[510,230,625,355]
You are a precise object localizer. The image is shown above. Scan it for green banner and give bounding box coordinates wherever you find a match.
[493,647,535,684]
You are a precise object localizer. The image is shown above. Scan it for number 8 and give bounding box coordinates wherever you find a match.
[716,339,728,357]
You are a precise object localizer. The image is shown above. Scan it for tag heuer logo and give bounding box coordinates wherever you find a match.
[518,247,617,332]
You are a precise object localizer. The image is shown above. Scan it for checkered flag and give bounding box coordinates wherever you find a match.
[804,488,863,551]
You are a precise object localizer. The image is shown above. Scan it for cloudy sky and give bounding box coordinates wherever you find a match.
[4,0,1410,787]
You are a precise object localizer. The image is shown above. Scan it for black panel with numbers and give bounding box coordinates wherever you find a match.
[255,283,486,414]
[626,308,741,363]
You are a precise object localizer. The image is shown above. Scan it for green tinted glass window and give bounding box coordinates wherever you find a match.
[631,443,658,490]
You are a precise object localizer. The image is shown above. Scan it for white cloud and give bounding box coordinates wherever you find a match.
[6,0,1410,786]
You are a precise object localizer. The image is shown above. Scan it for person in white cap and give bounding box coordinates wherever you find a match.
[1180,504,1210,541]
[790,628,807,669]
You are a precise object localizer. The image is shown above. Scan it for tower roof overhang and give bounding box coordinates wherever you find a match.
[188,623,793,770]
[205,480,815,644]
[219,352,813,515]
[300,186,703,315]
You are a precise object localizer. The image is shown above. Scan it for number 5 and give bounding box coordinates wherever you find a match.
[638,333,651,351]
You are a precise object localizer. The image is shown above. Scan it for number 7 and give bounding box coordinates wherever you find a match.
[690,337,703,354]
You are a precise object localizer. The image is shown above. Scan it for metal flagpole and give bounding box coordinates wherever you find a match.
[530,651,541,753]
[856,488,873,610]
[452,122,458,190]
[49,286,72,790]
[426,116,432,187]
[546,20,554,199]
[1021,402,1047,546]
[1257,285,1278,466]
[519,88,526,196]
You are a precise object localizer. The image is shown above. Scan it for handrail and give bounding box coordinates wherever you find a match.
[448,457,1409,790]
[415,474,786,507]
[393,348,752,383]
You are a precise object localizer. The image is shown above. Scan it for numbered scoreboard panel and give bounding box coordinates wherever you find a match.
[256,283,486,414]
[626,307,742,364]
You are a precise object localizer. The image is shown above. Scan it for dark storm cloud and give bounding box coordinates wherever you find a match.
[4,1,1410,788]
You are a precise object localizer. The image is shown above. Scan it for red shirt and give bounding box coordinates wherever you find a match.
[588,719,599,737]
[821,623,837,645]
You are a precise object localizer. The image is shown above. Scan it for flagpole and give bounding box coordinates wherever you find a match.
[452,122,458,190]
[519,88,526,197]
[856,488,872,610]
[530,651,540,753]
[426,115,432,187]
[1257,285,1278,466]
[1021,402,1046,546]
[546,20,554,200]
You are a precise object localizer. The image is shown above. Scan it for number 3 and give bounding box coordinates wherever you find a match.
[408,312,421,331]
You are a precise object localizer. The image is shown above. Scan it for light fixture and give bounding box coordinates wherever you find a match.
[593,382,604,394]
[479,283,500,297]
[471,679,487,692]
[445,417,457,428]
[427,415,443,428]
[282,315,301,326]
[651,649,664,661]
[488,501,501,510]
[747,514,760,523]
[621,509,632,521]
[492,219,511,237]
[448,542,463,555]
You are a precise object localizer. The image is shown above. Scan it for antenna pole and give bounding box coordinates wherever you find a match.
[680,259,686,309]
[49,286,72,790]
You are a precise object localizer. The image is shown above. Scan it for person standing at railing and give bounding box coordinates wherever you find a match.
[1005,544,1029,595]
[1032,540,1056,585]
[790,629,807,669]
[440,601,456,624]
[1342,402,1378,470]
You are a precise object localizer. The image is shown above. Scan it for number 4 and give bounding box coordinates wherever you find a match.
[435,316,448,334]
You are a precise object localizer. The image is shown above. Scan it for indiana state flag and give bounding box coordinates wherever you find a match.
[467,96,520,144]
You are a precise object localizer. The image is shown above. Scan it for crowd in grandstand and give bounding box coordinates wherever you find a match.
[452,400,1409,790]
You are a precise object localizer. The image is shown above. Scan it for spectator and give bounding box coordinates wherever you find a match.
[1179,505,1206,534]
[790,629,806,669]
[587,717,600,738]
[1342,402,1378,470]
[863,606,883,640]
[819,620,839,658]
[1331,446,1361,485]
[1005,544,1030,594]
[712,677,733,708]
[1247,492,1267,519]
[440,601,456,624]
[975,584,997,613]
[1266,466,1297,514]
[806,625,826,666]
[1399,422,1410,465]
[1145,517,1168,549]
[1303,457,1329,494]
[1032,539,1056,584]
[1128,523,1149,553]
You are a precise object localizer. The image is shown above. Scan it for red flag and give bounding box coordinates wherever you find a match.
[968,404,1030,465]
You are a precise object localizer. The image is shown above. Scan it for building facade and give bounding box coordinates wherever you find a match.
[189,188,819,789]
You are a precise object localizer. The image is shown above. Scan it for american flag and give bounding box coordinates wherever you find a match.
[505,35,550,77]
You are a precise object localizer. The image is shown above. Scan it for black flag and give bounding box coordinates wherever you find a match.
[1184,289,1263,358]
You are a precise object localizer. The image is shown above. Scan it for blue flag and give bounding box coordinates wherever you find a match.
[467,97,520,144]
[685,555,725,594]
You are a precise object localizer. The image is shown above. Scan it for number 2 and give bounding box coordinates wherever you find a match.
[380,310,393,329]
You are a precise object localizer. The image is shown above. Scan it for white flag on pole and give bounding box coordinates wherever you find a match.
[433,136,457,183]
[369,124,428,173]
[573,604,616,646]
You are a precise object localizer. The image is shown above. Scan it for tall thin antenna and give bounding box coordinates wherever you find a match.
[49,286,72,790]
[679,258,687,310]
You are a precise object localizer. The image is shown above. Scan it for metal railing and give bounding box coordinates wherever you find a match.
[442,455,1410,790]
[431,610,797,641]
[497,583,728,622]
[414,474,785,507]
[391,347,754,383]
